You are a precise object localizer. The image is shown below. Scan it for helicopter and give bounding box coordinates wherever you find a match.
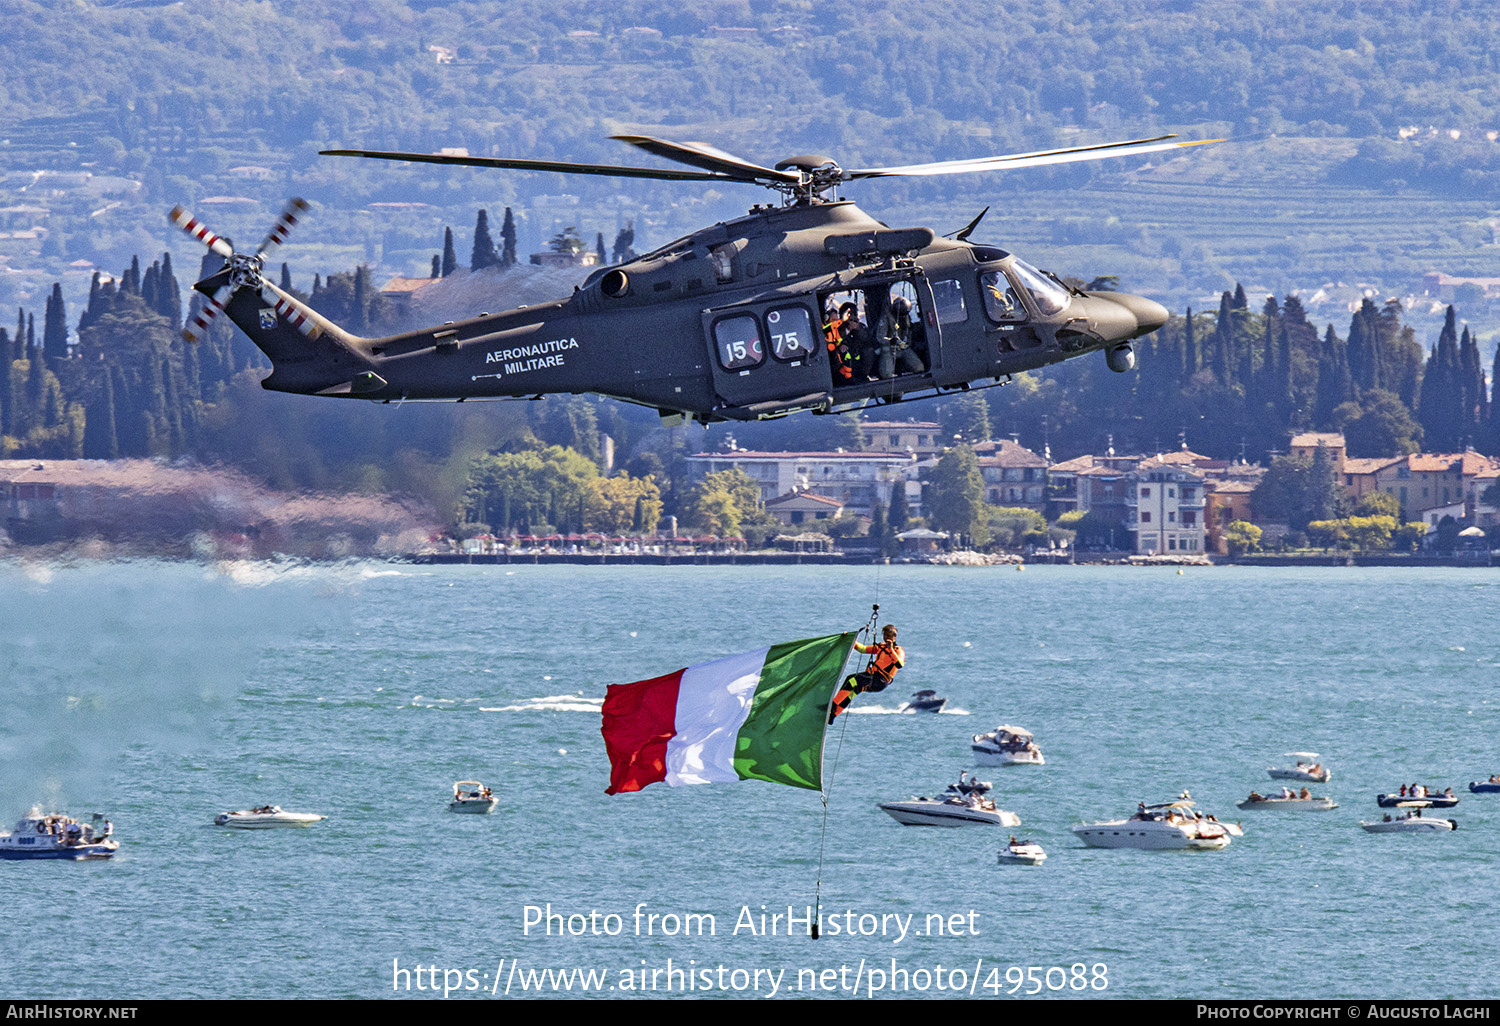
[170,133,1212,424]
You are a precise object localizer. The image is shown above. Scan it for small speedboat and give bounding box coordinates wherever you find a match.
[1377,789,1457,808]
[0,808,118,860]
[1237,791,1337,811]
[878,792,1020,828]
[449,780,497,814]
[899,689,947,713]
[1267,752,1330,783]
[1469,779,1500,794]
[1360,808,1457,833]
[998,838,1047,865]
[972,724,1044,766]
[215,805,325,828]
[1073,799,1233,850]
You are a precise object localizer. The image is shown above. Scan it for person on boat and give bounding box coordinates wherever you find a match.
[827,624,905,722]
[1248,791,1264,802]
[1299,787,1311,799]
[1399,784,1408,797]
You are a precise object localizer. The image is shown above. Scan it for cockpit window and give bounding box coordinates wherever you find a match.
[1009,259,1071,316]
[980,271,1026,323]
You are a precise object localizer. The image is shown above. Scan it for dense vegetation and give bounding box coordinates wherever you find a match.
[6,1,1500,537]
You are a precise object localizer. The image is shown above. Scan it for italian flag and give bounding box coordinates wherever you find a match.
[601,633,856,795]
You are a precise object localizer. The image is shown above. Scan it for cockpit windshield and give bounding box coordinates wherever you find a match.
[1009,259,1071,316]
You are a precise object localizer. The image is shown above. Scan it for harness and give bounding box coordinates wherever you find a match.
[865,642,903,683]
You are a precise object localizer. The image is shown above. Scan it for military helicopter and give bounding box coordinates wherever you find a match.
[170,133,1210,424]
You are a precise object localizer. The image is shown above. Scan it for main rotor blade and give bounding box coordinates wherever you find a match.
[845,135,1220,180]
[608,135,802,185]
[319,148,736,183]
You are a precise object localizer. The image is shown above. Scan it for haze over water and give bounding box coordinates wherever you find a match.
[2,561,1496,1000]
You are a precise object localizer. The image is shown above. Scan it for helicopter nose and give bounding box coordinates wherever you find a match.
[1097,292,1170,339]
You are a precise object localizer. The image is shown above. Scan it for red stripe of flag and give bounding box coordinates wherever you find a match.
[600,668,683,794]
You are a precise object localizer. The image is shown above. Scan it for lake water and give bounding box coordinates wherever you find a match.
[2,560,1497,1000]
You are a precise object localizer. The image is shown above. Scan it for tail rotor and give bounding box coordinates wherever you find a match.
[167,198,319,343]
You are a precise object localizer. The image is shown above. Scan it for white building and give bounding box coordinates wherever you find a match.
[684,450,917,516]
[1126,458,1207,555]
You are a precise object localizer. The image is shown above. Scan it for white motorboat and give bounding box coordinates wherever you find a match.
[449,780,497,814]
[1360,807,1457,833]
[878,792,1021,828]
[1073,799,1233,850]
[215,805,325,828]
[1267,752,1330,783]
[899,689,947,713]
[998,838,1047,865]
[972,724,1044,766]
[0,808,118,860]
[1236,790,1338,811]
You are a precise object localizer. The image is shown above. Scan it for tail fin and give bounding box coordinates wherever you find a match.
[173,200,386,397]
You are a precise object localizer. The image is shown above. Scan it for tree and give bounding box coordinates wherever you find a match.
[471,209,498,271]
[986,506,1046,549]
[441,227,458,277]
[612,222,636,264]
[887,481,909,533]
[940,393,990,444]
[585,474,662,535]
[42,283,68,370]
[1334,388,1421,457]
[926,444,988,546]
[500,208,517,267]
[1224,520,1262,556]
[681,468,774,541]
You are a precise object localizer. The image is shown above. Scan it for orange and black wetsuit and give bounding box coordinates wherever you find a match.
[825,315,854,380]
[828,640,905,722]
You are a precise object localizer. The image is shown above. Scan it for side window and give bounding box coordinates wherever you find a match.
[930,279,967,324]
[980,271,1026,323]
[766,306,816,361]
[713,315,765,371]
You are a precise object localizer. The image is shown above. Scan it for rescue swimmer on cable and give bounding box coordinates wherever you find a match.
[829,622,905,723]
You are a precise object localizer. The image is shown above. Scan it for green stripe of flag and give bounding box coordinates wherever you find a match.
[733,632,855,790]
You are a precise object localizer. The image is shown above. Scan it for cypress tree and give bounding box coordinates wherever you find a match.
[280,262,293,292]
[500,207,517,266]
[1418,307,1462,453]
[141,261,159,315]
[431,255,440,278]
[471,209,498,271]
[888,479,909,532]
[84,371,119,459]
[596,232,606,266]
[43,283,68,370]
[0,327,10,436]
[1314,325,1351,426]
[1460,325,1486,445]
[158,252,182,327]
[441,226,458,276]
[612,222,636,263]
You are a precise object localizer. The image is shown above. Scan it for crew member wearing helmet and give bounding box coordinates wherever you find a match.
[877,293,926,379]
[828,624,905,723]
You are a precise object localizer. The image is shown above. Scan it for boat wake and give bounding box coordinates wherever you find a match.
[480,694,604,714]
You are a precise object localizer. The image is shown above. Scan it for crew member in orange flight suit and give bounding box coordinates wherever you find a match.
[825,302,854,380]
[828,623,905,723]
